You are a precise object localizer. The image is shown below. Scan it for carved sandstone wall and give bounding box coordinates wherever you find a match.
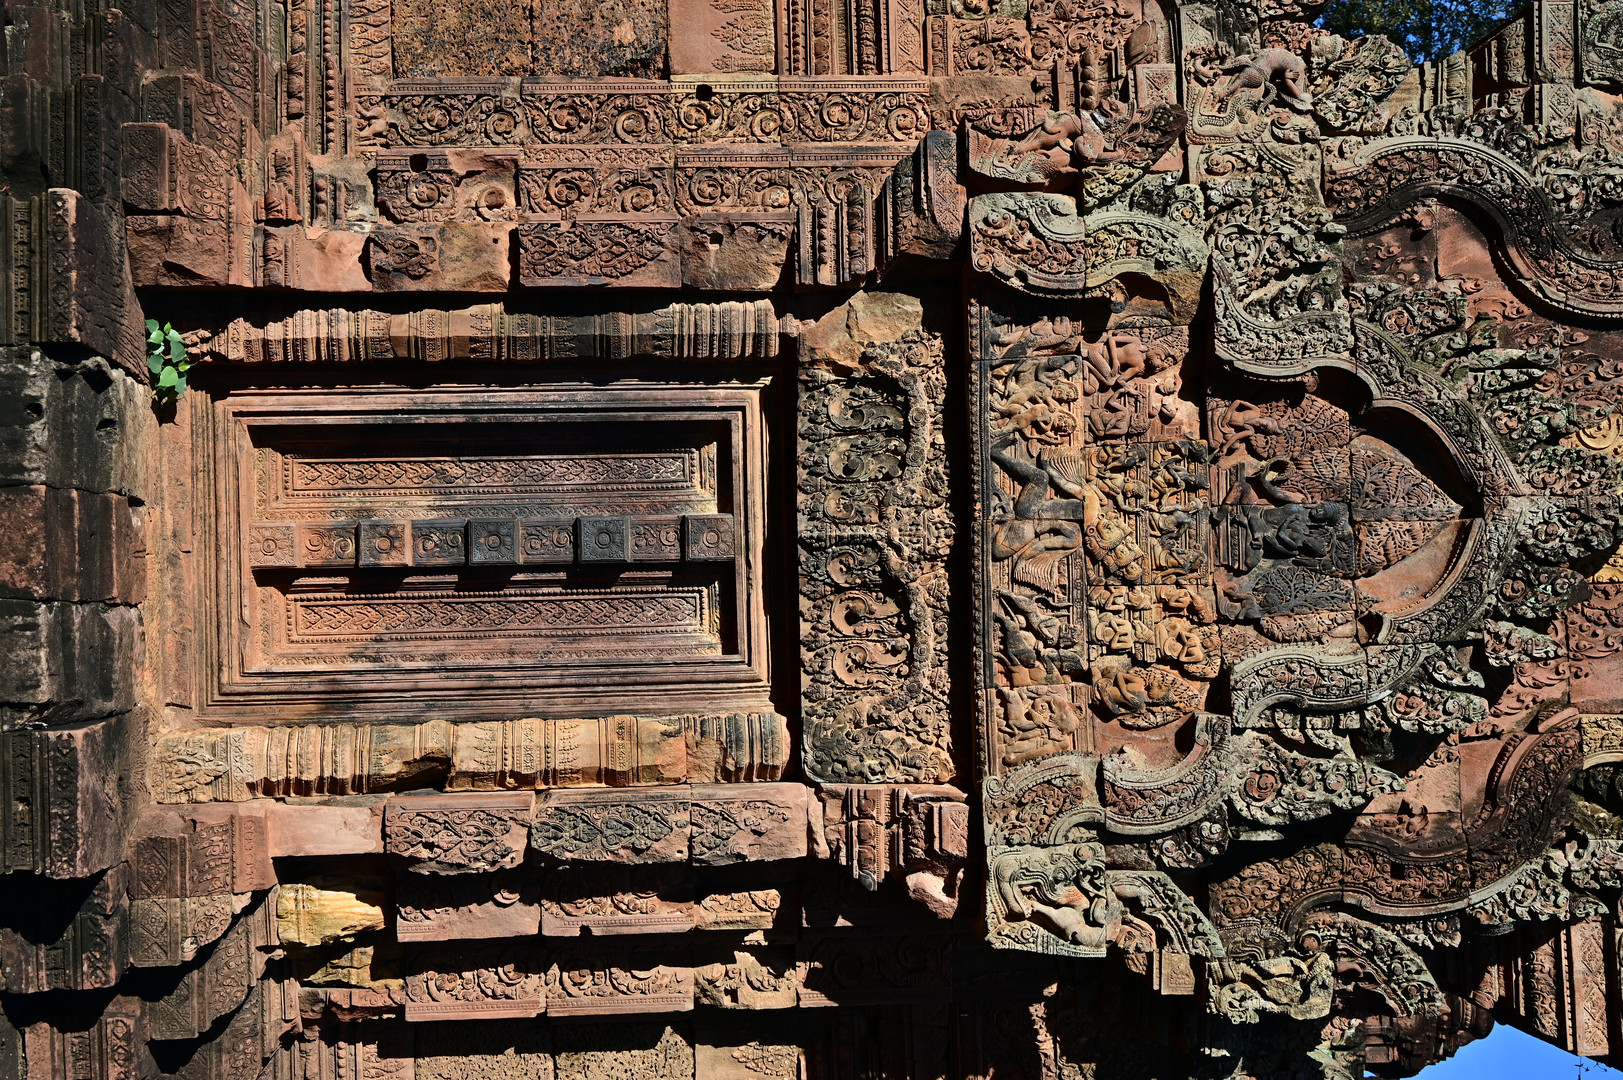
[9,0,1623,1075]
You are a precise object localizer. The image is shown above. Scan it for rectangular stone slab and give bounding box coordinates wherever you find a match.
[384,791,535,874]
[190,383,771,719]
[396,869,541,941]
[531,788,692,863]
[689,783,811,865]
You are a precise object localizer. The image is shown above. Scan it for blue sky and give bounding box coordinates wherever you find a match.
[1409,1024,1623,1078]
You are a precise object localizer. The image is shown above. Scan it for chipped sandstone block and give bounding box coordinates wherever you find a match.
[547,944,695,1016]
[554,1022,694,1080]
[0,711,136,878]
[540,864,695,936]
[683,712,790,783]
[403,943,547,1021]
[517,216,681,287]
[150,718,703,802]
[367,224,512,292]
[690,782,811,865]
[693,884,786,932]
[1,866,128,993]
[396,869,540,942]
[146,896,277,1042]
[813,784,969,889]
[131,804,273,898]
[680,214,796,290]
[448,716,688,790]
[383,791,534,874]
[531,787,691,863]
[277,882,387,947]
[695,946,800,1010]
[129,894,245,968]
[267,801,385,858]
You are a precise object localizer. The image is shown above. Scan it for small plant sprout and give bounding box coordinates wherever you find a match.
[146,319,193,403]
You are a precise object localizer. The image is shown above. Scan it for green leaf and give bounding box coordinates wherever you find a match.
[173,370,188,394]
[148,351,164,375]
[145,319,160,335]
[157,366,179,389]
[168,336,185,363]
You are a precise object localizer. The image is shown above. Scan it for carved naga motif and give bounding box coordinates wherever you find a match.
[957,0,1623,1070]
[19,0,1623,1073]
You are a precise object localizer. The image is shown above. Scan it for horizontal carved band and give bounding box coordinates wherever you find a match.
[384,792,536,874]
[397,929,969,1020]
[248,514,737,569]
[189,301,789,364]
[529,783,811,865]
[151,714,790,802]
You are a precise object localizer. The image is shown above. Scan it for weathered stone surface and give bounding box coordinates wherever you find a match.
[368,224,513,291]
[690,783,810,864]
[0,599,142,724]
[1,192,144,371]
[680,214,795,290]
[392,0,533,76]
[403,943,547,1020]
[695,947,799,1009]
[0,487,145,604]
[383,792,533,874]
[277,882,387,947]
[145,895,276,1041]
[547,944,696,1016]
[540,863,694,936]
[0,349,151,498]
[0,710,135,877]
[415,1021,549,1080]
[532,788,691,863]
[130,805,274,897]
[129,893,245,968]
[150,717,708,802]
[0,867,129,992]
[266,802,385,857]
[533,0,666,77]
[16,0,1623,1074]
[396,868,540,941]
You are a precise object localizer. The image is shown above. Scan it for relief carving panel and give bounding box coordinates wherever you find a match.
[193,381,770,718]
[23,0,1623,1074]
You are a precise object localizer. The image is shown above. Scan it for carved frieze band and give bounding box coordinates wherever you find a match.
[151,715,790,802]
[360,77,931,150]
[249,514,737,568]
[188,300,789,365]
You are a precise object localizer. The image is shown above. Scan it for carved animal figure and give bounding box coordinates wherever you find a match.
[1007,102,1132,177]
[1216,48,1313,111]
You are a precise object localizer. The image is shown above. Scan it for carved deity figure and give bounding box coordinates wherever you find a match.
[998,687,1084,765]
[989,433,1093,593]
[992,844,1123,951]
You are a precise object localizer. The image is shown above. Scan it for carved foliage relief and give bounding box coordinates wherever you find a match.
[799,294,955,785]
[25,0,1623,1073]
[955,9,1623,1066]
